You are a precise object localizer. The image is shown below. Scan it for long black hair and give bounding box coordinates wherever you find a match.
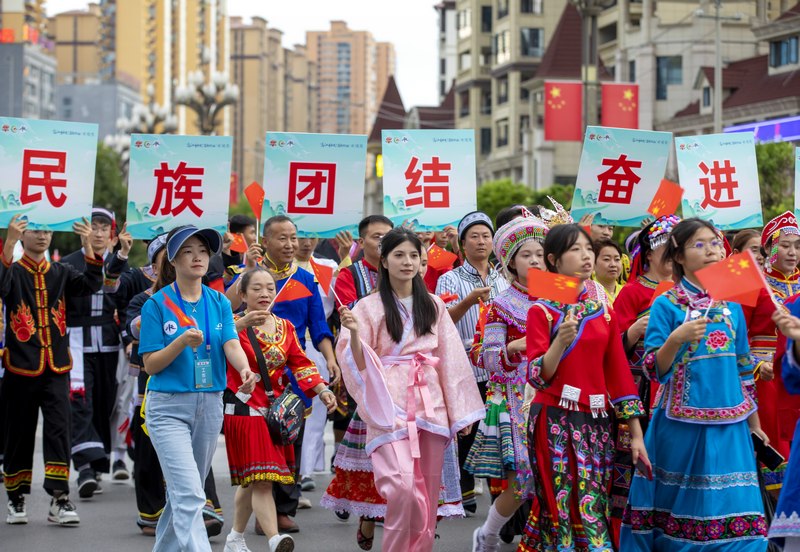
[662,218,719,281]
[543,224,593,273]
[377,228,438,343]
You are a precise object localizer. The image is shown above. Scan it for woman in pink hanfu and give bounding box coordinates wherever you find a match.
[337,228,485,552]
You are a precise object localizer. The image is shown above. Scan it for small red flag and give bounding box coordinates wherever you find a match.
[647,179,683,218]
[544,81,583,142]
[427,245,458,271]
[438,292,459,304]
[244,182,265,221]
[601,83,639,129]
[309,257,334,295]
[477,298,489,336]
[230,233,247,254]
[648,280,674,307]
[695,251,767,308]
[162,295,196,327]
[207,277,225,294]
[527,269,581,304]
[273,279,313,304]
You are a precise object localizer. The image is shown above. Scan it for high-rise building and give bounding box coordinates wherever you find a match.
[306,21,395,135]
[435,1,457,102]
[284,44,318,133]
[0,41,56,118]
[49,4,102,85]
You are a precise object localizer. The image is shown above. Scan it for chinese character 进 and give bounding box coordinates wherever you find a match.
[404,156,451,208]
[149,161,204,217]
[21,149,68,207]
[699,159,740,209]
[288,162,336,214]
[596,154,642,205]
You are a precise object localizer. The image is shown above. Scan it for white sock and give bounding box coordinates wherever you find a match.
[481,502,513,537]
[228,529,244,540]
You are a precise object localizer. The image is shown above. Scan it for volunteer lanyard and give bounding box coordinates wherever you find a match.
[173,283,211,357]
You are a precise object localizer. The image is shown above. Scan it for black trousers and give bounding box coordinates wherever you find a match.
[2,369,72,498]
[70,351,120,474]
[274,418,305,517]
[457,380,488,511]
[131,403,166,527]
[0,377,5,471]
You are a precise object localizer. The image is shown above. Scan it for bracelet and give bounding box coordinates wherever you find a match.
[320,387,334,396]
[117,251,129,261]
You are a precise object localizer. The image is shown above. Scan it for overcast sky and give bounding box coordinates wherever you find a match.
[46,0,440,108]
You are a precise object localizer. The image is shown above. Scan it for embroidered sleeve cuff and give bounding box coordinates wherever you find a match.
[527,357,550,390]
[613,398,647,420]
[642,350,657,381]
[743,379,758,403]
[84,254,104,267]
[738,354,756,382]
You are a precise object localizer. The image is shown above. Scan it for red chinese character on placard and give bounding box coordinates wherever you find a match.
[0,29,15,44]
[288,162,336,214]
[21,149,68,208]
[596,154,642,204]
[699,159,740,209]
[404,156,451,208]
[150,161,204,217]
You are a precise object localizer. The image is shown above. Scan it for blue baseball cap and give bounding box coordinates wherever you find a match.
[166,226,222,262]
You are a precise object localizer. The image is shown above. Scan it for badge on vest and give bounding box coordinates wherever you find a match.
[194,358,213,389]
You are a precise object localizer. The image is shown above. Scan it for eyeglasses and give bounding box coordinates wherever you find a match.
[686,240,724,252]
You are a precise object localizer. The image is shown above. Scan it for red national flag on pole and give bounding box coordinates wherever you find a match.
[477,298,489,336]
[695,251,767,307]
[648,179,684,218]
[601,83,639,129]
[309,257,334,295]
[162,295,196,327]
[527,269,581,304]
[427,245,458,271]
[230,233,248,254]
[273,279,313,304]
[244,182,265,221]
[544,81,583,142]
[648,280,675,307]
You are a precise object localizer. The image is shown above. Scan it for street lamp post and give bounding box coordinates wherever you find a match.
[174,70,240,136]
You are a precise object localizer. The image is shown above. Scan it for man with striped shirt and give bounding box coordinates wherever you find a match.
[435,211,508,516]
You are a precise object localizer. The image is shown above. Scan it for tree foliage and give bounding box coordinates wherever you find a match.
[476,179,576,224]
[757,142,795,223]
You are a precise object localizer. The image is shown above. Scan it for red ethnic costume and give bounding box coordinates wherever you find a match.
[223,314,326,487]
[0,252,105,498]
[742,211,800,490]
[519,281,646,552]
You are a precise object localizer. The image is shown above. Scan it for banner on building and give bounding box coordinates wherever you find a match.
[0,117,98,230]
[675,133,763,230]
[601,83,639,129]
[126,134,232,239]
[381,129,477,230]
[570,126,672,227]
[544,81,583,142]
[262,132,367,237]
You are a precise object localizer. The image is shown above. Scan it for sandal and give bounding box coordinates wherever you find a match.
[357,518,375,551]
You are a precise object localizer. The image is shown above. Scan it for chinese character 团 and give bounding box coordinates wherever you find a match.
[596,154,642,205]
[21,149,68,208]
[699,160,740,209]
[404,156,451,208]
[288,162,336,214]
[149,161,205,217]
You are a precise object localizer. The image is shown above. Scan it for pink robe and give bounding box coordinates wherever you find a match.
[337,294,485,457]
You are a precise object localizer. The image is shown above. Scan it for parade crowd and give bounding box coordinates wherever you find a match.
[5,200,800,552]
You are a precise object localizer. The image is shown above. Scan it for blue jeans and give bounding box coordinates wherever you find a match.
[145,390,223,552]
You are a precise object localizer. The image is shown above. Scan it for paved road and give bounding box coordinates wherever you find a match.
[0,423,522,551]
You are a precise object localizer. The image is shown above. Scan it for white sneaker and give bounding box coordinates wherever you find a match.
[472,527,500,552]
[269,534,295,552]
[6,498,27,524]
[223,532,252,552]
[474,478,484,495]
[47,496,80,525]
[297,496,312,509]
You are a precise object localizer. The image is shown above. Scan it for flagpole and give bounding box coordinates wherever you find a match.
[266,271,294,314]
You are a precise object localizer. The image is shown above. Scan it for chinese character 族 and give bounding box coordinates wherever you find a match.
[150,161,205,217]
[404,156,451,208]
[596,154,642,205]
[21,149,68,208]
[699,160,740,209]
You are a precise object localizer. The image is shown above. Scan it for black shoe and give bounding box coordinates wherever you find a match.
[112,460,130,481]
[335,510,350,522]
[77,469,98,499]
[202,506,223,537]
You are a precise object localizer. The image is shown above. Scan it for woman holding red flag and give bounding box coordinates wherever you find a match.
[518,223,647,552]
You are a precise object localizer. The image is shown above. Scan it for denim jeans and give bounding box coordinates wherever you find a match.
[145,390,223,552]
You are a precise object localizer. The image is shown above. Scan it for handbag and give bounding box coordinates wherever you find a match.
[246,327,305,445]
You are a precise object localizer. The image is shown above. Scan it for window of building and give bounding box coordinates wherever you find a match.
[497,76,508,105]
[62,97,72,106]
[497,0,509,19]
[770,36,799,67]
[440,58,447,75]
[457,8,472,38]
[440,80,447,98]
[655,55,682,100]
[480,127,492,155]
[459,51,472,71]
[481,6,492,33]
[521,0,543,14]
[519,115,530,147]
[628,60,636,83]
[496,118,509,147]
[494,30,510,65]
[481,89,492,114]
[520,28,544,57]
[702,86,711,107]
[459,91,470,118]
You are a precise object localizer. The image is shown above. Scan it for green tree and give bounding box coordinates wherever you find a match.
[757,142,795,223]
[531,183,575,211]
[476,179,535,223]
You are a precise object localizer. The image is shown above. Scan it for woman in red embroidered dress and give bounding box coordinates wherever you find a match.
[222,269,337,552]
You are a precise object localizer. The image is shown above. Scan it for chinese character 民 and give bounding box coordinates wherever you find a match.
[288,162,336,214]
[699,160,740,209]
[596,154,642,205]
[150,161,204,217]
[21,149,68,207]
[404,156,451,208]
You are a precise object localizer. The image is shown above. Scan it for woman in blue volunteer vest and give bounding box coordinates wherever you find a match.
[139,225,256,552]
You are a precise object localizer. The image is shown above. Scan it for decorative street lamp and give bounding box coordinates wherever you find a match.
[174,69,240,136]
